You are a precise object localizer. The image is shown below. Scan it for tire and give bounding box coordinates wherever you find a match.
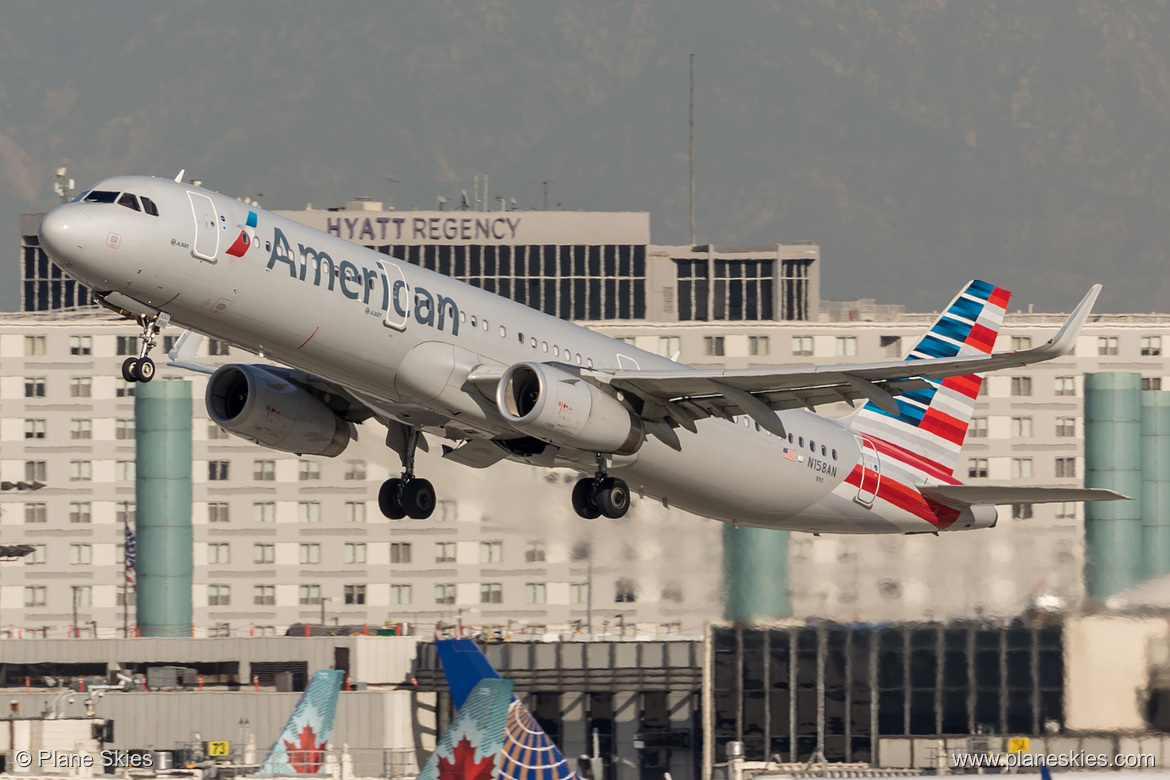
[121,357,139,383]
[571,478,601,519]
[402,478,436,520]
[596,477,630,519]
[378,478,406,520]
[136,357,156,383]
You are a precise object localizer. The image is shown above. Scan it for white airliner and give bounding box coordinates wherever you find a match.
[37,174,1125,533]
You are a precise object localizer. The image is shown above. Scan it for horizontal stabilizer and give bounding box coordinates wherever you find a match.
[921,485,1130,508]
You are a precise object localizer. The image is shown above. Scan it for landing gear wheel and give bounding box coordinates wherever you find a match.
[121,358,140,383]
[572,478,602,519]
[595,477,630,519]
[402,478,437,520]
[135,357,156,383]
[378,478,406,520]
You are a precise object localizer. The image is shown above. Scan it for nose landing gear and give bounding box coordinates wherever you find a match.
[378,425,436,520]
[121,313,168,383]
[572,455,631,519]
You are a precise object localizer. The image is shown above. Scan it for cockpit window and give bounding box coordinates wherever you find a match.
[117,192,140,212]
[83,190,119,204]
[140,196,159,217]
[71,189,93,203]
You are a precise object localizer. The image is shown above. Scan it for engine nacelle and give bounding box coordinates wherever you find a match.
[496,362,642,455]
[205,364,352,457]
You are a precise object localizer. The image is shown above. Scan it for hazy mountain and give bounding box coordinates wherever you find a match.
[4,0,1170,314]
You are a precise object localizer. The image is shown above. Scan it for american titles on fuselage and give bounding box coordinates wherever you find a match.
[265,226,460,335]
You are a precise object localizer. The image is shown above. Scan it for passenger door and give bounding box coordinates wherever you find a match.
[855,435,881,507]
[187,192,219,262]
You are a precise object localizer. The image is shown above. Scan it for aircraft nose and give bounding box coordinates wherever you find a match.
[38,205,93,263]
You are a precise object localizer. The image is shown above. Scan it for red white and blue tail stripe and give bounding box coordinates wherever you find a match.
[849,280,1010,475]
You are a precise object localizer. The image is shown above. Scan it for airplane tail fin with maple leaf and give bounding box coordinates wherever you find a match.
[418,678,513,780]
[256,669,344,776]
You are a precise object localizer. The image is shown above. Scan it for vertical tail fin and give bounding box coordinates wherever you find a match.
[437,639,581,780]
[418,679,513,780]
[257,669,344,775]
[849,280,1011,474]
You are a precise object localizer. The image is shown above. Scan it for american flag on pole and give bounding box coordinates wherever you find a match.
[124,521,136,586]
[782,447,797,462]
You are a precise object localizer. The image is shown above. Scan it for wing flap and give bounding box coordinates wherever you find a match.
[921,485,1130,507]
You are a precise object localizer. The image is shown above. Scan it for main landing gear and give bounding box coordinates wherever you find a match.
[378,426,436,520]
[571,455,631,520]
[120,313,168,384]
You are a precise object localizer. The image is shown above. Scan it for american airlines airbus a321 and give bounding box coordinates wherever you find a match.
[36,174,1125,533]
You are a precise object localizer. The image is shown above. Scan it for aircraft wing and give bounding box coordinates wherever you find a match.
[607,285,1100,442]
[920,485,1130,507]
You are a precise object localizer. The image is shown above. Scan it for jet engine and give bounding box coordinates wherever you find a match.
[205,364,352,457]
[495,362,643,455]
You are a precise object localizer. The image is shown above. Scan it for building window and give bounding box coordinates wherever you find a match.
[24,545,46,564]
[1056,417,1076,437]
[24,377,45,397]
[703,336,725,357]
[115,419,135,439]
[525,541,547,563]
[1011,336,1032,351]
[298,460,320,480]
[1010,417,1033,438]
[253,543,275,564]
[208,339,231,356]
[344,543,367,564]
[344,501,366,522]
[298,502,321,523]
[24,502,46,524]
[298,584,322,605]
[208,502,230,523]
[969,417,988,438]
[67,501,91,525]
[480,541,503,564]
[435,584,455,605]
[615,578,637,603]
[115,379,135,397]
[207,543,230,564]
[253,585,275,605]
[253,502,275,522]
[390,542,412,564]
[525,583,547,604]
[1098,336,1119,356]
[792,336,813,356]
[24,586,46,607]
[1056,502,1077,519]
[344,584,367,605]
[968,458,989,479]
[70,335,92,356]
[254,460,276,481]
[657,336,680,359]
[1055,376,1076,396]
[1142,336,1162,356]
[391,584,412,605]
[208,584,231,606]
[1011,504,1033,520]
[69,461,91,482]
[24,419,46,439]
[209,461,230,481]
[207,422,228,439]
[299,543,321,564]
[116,501,135,524]
[24,335,46,356]
[25,461,46,483]
[835,336,857,357]
[1144,377,1163,391]
[435,542,456,563]
[72,586,92,609]
[435,501,457,522]
[116,461,135,481]
[344,460,367,480]
[1055,457,1077,478]
[1011,376,1033,397]
[1011,458,1034,479]
[748,335,770,356]
[480,583,503,603]
[662,580,684,603]
[116,336,136,356]
[70,377,92,398]
[571,583,589,604]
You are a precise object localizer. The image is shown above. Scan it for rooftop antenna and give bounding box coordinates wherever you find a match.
[458,190,471,210]
[52,167,75,204]
[689,52,696,246]
[437,195,449,211]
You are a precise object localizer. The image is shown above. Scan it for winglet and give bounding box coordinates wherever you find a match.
[1021,284,1101,360]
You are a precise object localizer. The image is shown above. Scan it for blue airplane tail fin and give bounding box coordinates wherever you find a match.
[437,639,581,780]
[257,669,344,776]
[418,678,513,780]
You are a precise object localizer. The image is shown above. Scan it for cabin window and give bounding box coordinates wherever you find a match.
[553,346,560,357]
